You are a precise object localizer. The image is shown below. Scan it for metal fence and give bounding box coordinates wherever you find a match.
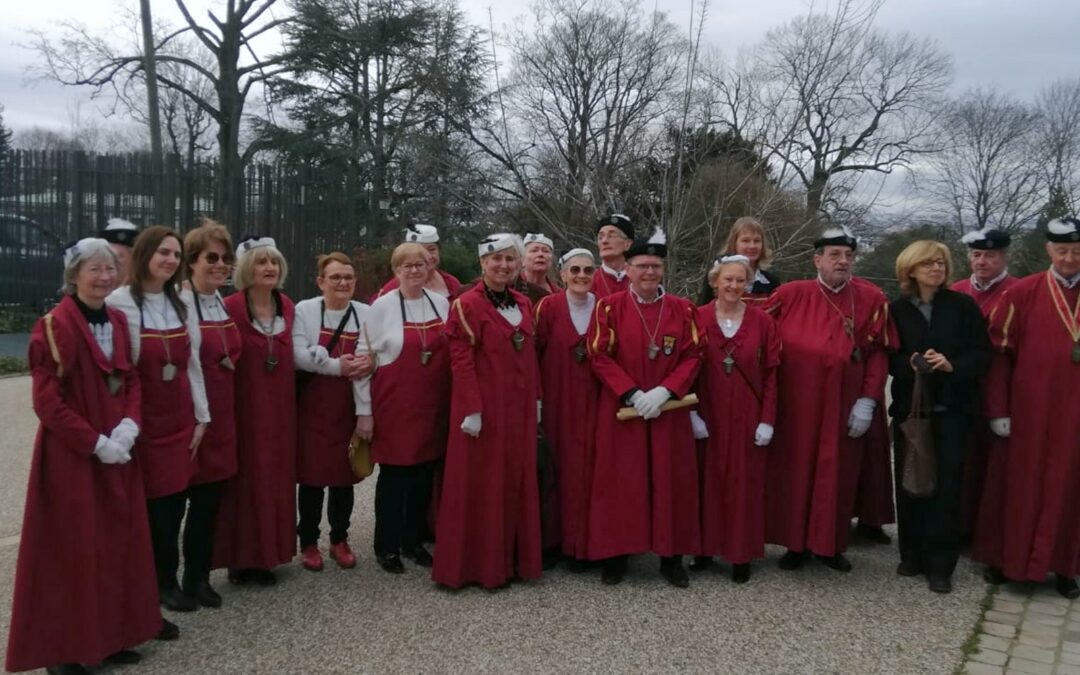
[0,150,387,325]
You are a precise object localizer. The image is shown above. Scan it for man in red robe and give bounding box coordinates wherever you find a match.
[950,227,1018,536]
[975,217,1080,599]
[592,214,633,298]
[763,227,894,572]
[587,228,703,587]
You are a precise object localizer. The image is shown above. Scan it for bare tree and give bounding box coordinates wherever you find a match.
[27,0,289,225]
[752,0,952,219]
[927,87,1045,234]
[1036,77,1080,214]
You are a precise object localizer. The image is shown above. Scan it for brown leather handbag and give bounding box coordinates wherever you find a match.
[899,372,936,497]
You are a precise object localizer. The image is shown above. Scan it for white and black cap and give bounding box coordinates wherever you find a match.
[235,234,278,260]
[404,224,439,244]
[99,218,138,247]
[961,227,1011,250]
[477,233,523,258]
[1047,217,1080,243]
[558,248,595,268]
[523,233,554,251]
[626,226,667,259]
[813,226,858,250]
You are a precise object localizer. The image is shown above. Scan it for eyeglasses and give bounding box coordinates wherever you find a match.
[567,265,595,275]
[629,263,663,271]
[918,259,947,269]
[203,252,235,265]
[322,274,356,284]
[597,232,628,242]
[398,262,427,271]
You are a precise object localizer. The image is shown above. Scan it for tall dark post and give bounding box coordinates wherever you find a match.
[140,0,166,224]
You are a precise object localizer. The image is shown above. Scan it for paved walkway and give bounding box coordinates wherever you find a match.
[0,375,1015,674]
[964,585,1080,675]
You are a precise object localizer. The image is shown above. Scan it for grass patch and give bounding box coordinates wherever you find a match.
[0,308,39,334]
[954,583,997,674]
[0,356,28,375]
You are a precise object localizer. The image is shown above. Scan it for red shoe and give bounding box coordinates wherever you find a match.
[329,541,357,569]
[300,545,324,572]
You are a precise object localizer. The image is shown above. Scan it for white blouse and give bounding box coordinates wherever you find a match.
[107,285,210,424]
[291,297,372,416]
[365,289,450,368]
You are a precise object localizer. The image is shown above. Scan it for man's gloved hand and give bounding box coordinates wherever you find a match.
[847,397,876,438]
[461,413,482,438]
[989,417,1011,438]
[689,411,709,440]
[754,423,774,447]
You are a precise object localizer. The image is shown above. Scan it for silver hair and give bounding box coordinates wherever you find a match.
[62,238,118,295]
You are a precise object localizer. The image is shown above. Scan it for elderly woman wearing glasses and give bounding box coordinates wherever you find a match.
[363,243,451,573]
[889,240,989,594]
[688,255,781,583]
[293,252,374,573]
[6,239,162,673]
[432,233,542,590]
[214,236,297,587]
[534,248,600,571]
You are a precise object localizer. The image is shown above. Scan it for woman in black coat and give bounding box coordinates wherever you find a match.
[889,240,990,595]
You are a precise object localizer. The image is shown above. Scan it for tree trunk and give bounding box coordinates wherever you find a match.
[140,0,166,223]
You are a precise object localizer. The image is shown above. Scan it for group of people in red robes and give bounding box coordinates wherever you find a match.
[7,208,1080,673]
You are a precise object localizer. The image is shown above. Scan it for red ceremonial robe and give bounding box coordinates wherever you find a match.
[592,266,629,298]
[973,271,1080,579]
[951,274,1018,532]
[214,291,298,570]
[432,285,542,588]
[6,297,160,672]
[296,322,361,486]
[587,290,703,559]
[535,292,600,558]
[375,269,462,301]
[696,302,780,563]
[762,278,894,556]
[192,303,242,484]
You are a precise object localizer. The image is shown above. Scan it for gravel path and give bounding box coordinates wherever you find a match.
[0,376,986,673]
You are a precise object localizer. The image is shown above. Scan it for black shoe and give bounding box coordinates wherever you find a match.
[778,550,809,570]
[250,569,277,586]
[377,553,405,574]
[688,556,713,572]
[816,553,853,573]
[896,560,921,577]
[542,547,562,570]
[601,556,627,585]
[565,557,590,573]
[227,568,254,585]
[160,586,198,612]
[403,546,434,568]
[854,523,892,545]
[156,619,180,641]
[983,566,1006,585]
[660,556,689,589]
[104,649,142,665]
[184,581,223,609]
[928,575,952,593]
[732,563,751,584]
[1056,575,1080,599]
[46,665,92,675]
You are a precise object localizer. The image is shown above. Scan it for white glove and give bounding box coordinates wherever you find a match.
[109,417,139,453]
[989,417,1011,438]
[461,413,482,438]
[629,391,658,419]
[308,345,330,365]
[754,423,774,447]
[689,411,709,439]
[847,397,876,438]
[94,434,131,465]
[639,386,671,420]
[537,400,542,425]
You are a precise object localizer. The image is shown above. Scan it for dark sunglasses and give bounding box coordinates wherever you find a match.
[203,252,236,265]
[567,265,595,275]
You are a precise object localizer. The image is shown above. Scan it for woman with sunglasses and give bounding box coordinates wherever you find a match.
[214,236,297,587]
[364,243,451,573]
[293,252,374,573]
[108,225,210,614]
[689,255,781,583]
[533,249,601,571]
[178,221,242,608]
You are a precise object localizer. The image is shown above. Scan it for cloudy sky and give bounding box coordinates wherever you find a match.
[1,0,1077,135]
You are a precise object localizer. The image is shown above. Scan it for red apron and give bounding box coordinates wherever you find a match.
[371,313,450,466]
[136,324,196,498]
[193,313,242,484]
[297,324,361,486]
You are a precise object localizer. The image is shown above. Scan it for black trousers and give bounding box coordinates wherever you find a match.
[147,492,187,590]
[297,484,355,548]
[182,480,224,588]
[894,412,970,578]
[374,462,436,556]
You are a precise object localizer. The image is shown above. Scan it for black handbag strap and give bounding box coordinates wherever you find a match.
[321,300,356,356]
[909,372,930,419]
